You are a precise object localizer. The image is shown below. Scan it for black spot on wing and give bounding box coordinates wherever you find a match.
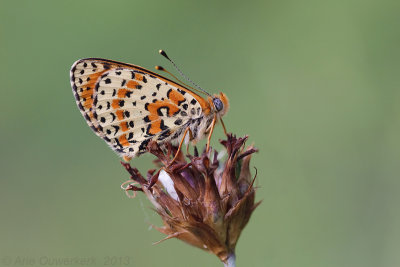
[177,89,186,95]
[112,125,120,135]
[114,137,123,149]
[166,89,172,99]
[139,139,150,151]
[160,119,168,130]
[157,106,170,117]
[74,91,80,101]
[115,148,124,154]
[177,99,185,106]
[77,102,84,111]
[90,125,97,132]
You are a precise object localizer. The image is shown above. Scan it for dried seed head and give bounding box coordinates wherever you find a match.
[121,134,260,264]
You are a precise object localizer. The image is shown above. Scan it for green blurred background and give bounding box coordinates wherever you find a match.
[1,0,399,266]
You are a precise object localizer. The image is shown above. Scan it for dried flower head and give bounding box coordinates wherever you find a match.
[121,134,260,265]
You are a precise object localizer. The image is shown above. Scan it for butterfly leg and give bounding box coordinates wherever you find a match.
[186,128,194,154]
[169,126,190,166]
[206,114,217,153]
[220,117,228,136]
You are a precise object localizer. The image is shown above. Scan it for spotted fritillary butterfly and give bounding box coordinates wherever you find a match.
[70,52,229,161]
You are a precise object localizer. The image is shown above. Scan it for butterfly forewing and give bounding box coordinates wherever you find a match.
[70,58,208,158]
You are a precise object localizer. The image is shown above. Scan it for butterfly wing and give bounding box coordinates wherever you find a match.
[70,58,211,158]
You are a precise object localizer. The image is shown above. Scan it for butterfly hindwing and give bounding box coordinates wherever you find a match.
[70,58,207,158]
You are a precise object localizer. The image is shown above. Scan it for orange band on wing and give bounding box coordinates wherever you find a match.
[148,120,162,135]
[126,80,139,89]
[146,100,180,135]
[82,70,108,111]
[168,90,185,105]
[119,134,129,147]
[116,109,124,120]
[117,89,129,98]
[135,73,144,81]
[112,99,120,109]
[120,121,129,132]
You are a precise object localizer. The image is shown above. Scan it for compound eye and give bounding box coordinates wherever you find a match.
[213,98,224,112]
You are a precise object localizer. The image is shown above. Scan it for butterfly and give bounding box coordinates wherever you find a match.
[70,50,229,161]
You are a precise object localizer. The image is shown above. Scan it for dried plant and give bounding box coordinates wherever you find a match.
[121,134,260,266]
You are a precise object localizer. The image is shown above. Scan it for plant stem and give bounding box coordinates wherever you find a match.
[224,253,236,267]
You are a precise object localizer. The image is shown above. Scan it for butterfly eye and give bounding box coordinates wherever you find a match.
[213,98,224,112]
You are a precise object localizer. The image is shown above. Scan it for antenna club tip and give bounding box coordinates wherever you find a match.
[158,49,170,60]
[155,65,164,71]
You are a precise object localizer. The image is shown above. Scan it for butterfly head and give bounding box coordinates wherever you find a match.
[210,92,229,117]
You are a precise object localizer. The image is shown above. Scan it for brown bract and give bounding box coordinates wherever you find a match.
[121,134,260,264]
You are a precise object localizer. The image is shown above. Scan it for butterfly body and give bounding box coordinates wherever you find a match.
[70,58,228,159]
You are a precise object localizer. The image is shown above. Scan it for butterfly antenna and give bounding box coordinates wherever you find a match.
[159,50,211,97]
[155,65,207,96]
